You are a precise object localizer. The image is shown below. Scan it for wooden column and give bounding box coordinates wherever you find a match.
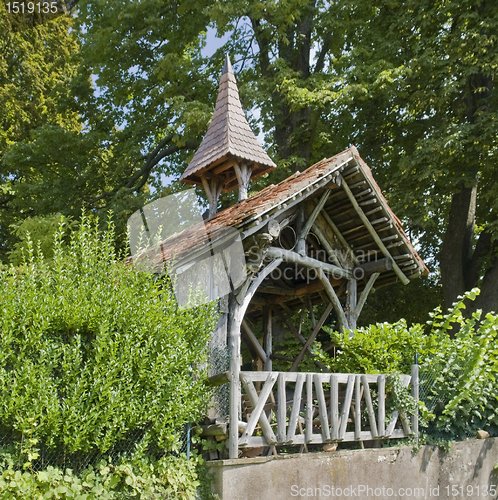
[228,258,282,459]
[201,175,223,218]
[263,307,272,371]
[345,278,357,335]
[234,163,252,202]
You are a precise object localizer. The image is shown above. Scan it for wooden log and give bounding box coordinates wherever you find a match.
[206,371,231,387]
[411,364,419,444]
[345,278,357,333]
[300,190,331,241]
[287,373,305,443]
[354,272,380,320]
[361,375,378,439]
[338,174,410,285]
[354,375,361,440]
[228,259,282,459]
[272,306,329,372]
[339,375,355,439]
[290,302,333,371]
[239,372,278,446]
[265,247,352,280]
[377,375,385,438]
[312,223,343,268]
[241,320,268,363]
[314,375,331,442]
[353,257,392,277]
[277,373,287,443]
[263,307,272,371]
[200,423,228,437]
[317,268,348,333]
[306,374,313,444]
[330,374,339,441]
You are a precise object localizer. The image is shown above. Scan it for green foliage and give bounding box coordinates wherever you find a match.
[323,289,498,440]
[323,321,425,375]
[8,213,78,266]
[0,214,217,456]
[0,451,215,500]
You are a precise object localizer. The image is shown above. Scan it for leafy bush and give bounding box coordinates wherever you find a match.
[0,214,217,459]
[323,289,498,439]
[0,451,213,500]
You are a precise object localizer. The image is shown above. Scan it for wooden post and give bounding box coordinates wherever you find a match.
[227,258,283,459]
[263,307,272,371]
[345,278,357,335]
[234,163,252,202]
[411,364,419,445]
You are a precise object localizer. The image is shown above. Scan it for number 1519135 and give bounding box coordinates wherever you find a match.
[6,2,59,13]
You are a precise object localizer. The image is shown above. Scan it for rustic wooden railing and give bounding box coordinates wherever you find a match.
[236,367,419,450]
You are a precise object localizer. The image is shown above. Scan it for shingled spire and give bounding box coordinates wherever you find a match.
[180,55,276,217]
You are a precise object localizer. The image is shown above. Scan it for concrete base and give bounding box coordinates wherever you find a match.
[208,438,498,499]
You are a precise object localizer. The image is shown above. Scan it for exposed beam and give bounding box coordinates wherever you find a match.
[317,268,348,332]
[266,247,352,280]
[290,302,333,371]
[320,209,359,265]
[242,320,268,363]
[299,190,331,241]
[271,306,329,372]
[355,272,380,320]
[338,174,409,285]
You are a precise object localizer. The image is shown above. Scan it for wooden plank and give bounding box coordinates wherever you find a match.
[354,375,361,440]
[330,374,339,441]
[277,373,287,443]
[265,247,352,280]
[300,190,331,241]
[355,272,380,320]
[317,268,348,332]
[241,320,267,363]
[290,302,333,371]
[238,371,407,385]
[239,372,278,446]
[306,374,313,444]
[339,375,355,439]
[287,373,305,443]
[361,375,378,439]
[377,375,385,438]
[338,174,409,285]
[314,375,331,442]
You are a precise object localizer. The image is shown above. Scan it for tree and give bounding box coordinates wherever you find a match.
[0,3,80,258]
[5,0,498,317]
[340,0,498,314]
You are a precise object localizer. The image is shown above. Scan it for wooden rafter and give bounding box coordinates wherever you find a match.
[338,173,409,284]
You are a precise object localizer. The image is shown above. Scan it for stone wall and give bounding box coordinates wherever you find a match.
[208,438,498,499]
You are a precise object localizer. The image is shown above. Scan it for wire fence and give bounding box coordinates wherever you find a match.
[418,363,497,441]
[0,423,191,474]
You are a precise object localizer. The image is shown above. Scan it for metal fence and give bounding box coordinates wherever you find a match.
[419,363,497,441]
[0,424,191,474]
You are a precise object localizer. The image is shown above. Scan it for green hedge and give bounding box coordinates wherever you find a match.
[0,214,217,459]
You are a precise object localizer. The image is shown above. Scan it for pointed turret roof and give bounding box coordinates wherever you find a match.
[180,56,276,190]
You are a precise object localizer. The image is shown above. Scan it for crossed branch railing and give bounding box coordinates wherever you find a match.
[238,368,418,449]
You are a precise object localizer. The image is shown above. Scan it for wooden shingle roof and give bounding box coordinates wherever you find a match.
[180,56,276,188]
